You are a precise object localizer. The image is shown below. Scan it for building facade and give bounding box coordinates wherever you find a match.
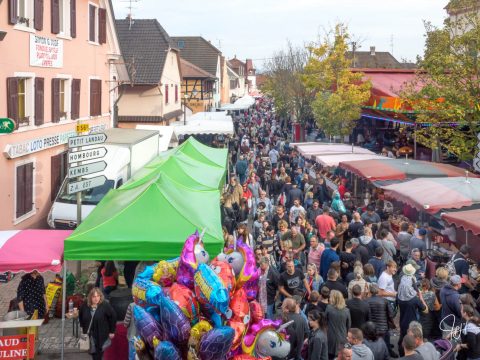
[180,58,215,114]
[0,0,120,230]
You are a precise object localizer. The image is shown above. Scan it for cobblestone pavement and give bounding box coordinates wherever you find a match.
[0,261,97,356]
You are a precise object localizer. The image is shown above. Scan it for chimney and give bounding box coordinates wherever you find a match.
[370,46,376,56]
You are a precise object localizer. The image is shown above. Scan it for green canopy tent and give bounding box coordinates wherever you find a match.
[64,171,224,260]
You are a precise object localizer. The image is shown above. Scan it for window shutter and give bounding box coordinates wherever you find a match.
[90,79,101,116]
[52,78,60,123]
[7,77,19,129]
[70,0,76,38]
[24,163,34,215]
[175,85,178,102]
[8,0,18,25]
[34,0,43,31]
[98,8,106,44]
[165,84,169,104]
[51,0,60,34]
[34,77,44,126]
[16,165,26,218]
[89,5,96,42]
[71,79,81,120]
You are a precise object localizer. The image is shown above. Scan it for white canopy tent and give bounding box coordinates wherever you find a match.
[172,119,234,137]
[219,95,256,111]
[188,111,232,122]
[294,143,374,157]
[136,125,179,152]
[315,153,391,167]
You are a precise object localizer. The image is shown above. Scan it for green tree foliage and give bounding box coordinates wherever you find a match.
[303,24,371,136]
[402,0,480,161]
[262,42,314,125]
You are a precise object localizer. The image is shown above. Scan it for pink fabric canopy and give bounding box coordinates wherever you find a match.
[442,209,480,236]
[382,177,480,214]
[0,230,71,273]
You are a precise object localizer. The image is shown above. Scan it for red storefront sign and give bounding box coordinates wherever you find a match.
[0,334,35,359]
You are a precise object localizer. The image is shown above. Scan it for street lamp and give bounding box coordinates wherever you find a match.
[183,93,189,125]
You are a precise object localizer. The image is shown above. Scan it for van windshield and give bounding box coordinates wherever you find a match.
[57,179,115,205]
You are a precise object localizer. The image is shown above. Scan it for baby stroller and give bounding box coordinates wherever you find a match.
[434,339,455,360]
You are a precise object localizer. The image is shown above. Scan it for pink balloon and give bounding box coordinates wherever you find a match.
[176,231,200,289]
[235,240,257,289]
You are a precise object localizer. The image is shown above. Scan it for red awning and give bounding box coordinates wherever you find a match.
[340,159,473,182]
[441,209,480,236]
[359,69,418,97]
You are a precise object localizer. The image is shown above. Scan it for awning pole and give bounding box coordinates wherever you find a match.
[61,262,67,360]
[413,124,417,160]
[466,231,469,247]
[354,176,358,199]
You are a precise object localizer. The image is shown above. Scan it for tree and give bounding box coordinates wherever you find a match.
[402,0,480,162]
[262,42,314,131]
[303,24,371,137]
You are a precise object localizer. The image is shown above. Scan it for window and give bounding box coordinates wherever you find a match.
[51,152,68,201]
[88,4,106,44]
[7,77,34,128]
[8,0,37,29]
[71,79,81,120]
[175,85,178,103]
[90,79,102,116]
[165,84,169,104]
[16,162,34,219]
[177,40,185,49]
[52,78,70,122]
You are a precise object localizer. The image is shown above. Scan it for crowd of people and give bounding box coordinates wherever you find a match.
[221,99,480,360]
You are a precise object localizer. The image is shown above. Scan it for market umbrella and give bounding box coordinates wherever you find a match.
[64,172,224,261]
[381,177,480,214]
[0,230,71,273]
[441,209,480,236]
[339,158,473,182]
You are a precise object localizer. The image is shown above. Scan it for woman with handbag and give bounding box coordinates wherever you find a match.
[79,287,117,360]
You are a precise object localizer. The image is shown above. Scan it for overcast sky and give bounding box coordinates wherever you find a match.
[113,0,450,70]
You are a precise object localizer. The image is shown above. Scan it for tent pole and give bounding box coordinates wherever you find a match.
[61,262,67,360]
[466,231,469,247]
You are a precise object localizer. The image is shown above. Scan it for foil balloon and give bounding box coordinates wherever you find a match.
[133,305,164,348]
[243,269,259,301]
[233,355,272,360]
[210,260,236,295]
[154,341,181,360]
[194,263,230,317]
[242,319,292,359]
[159,294,192,345]
[249,301,265,324]
[189,320,213,348]
[132,278,164,307]
[235,240,257,289]
[199,326,235,360]
[152,258,179,287]
[177,231,203,289]
[222,251,244,277]
[168,283,200,324]
[227,288,251,350]
[195,243,210,264]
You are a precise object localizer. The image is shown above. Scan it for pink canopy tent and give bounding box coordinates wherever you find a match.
[294,143,374,157]
[441,209,480,236]
[0,229,71,273]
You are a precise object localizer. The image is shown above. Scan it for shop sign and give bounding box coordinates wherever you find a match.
[30,34,63,68]
[0,334,35,359]
[3,124,106,159]
[0,118,15,134]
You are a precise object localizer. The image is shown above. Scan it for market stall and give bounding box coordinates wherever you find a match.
[135,125,179,152]
[441,209,480,236]
[294,143,374,157]
[339,158,473,182]
[315,153,390,167]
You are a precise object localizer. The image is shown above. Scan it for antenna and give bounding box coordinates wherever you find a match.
[120,0,140,29]
[390,34,394,55]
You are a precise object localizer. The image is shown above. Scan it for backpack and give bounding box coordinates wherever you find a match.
[445,254,466,277]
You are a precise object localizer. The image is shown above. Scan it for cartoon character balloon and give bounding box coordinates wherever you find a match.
[242,319,292,359]
[243,269,259,301]
[133,305,164,348]
[199,326,235,360]
[154,340,181,360]
[158,293,191,345]
[152,258,179,287]
[177,231,209,289]
[194,263,230,318]
[210,260,236,295]
[249,301,265,324]
[223,240,257,289]
[132,278,164,307]
[227,288,251,350]
[188,320,213,360]
[168,283,200,324]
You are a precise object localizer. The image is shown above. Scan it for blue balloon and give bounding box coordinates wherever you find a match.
[199,326,235,360]
[194,263,230,317]
[132,278,164,307]
[159,293,191,345]
[133,305,163,348]
[154,341,181,360]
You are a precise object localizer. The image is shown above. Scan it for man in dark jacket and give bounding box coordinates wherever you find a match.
[351,238,370,265]
[347,284,370,328]
[282,298,309,360]
[366,284,396,357]
[440,275,462,338]
[235,155,248,184]
[307,200,323,224]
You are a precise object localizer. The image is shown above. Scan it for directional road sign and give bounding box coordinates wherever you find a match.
[474,157,480,172]
[68,147,107,164]
[68,133,107,148]
[68,161,107,178]
[68,175,107,194]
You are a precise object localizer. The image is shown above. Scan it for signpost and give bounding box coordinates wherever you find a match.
[68,175,107,194]
[68,147,107,163]
[68,133,107,147]
[68,161,107,178]
[75,123,89,133]
[0,118,15,134]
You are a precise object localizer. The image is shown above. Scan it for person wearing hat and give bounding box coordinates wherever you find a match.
[397,264,428,356]
[409,228,427,254]
[406,252,425,281]
[439,274,462,339]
